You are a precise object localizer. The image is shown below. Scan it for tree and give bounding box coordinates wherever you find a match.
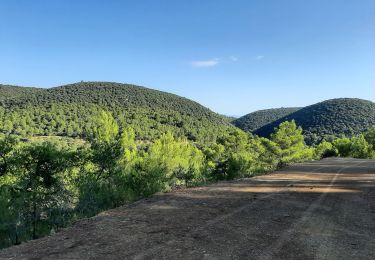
[271,121,312,165]
[144,131,204,188]
[349,135,370,158]
[0,135,20,247]
[333,137,352,157]
[77,112,141,215]
[0,135,18,177]
[91,111,119,144]
[249,137,281,172]
[213,129,255,180]
[365,125,375,148]
[15,142,71,240]
[88,111,122,180]
[119,127,138,169]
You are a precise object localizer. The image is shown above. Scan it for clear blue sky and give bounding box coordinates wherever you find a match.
[1,0,374,116]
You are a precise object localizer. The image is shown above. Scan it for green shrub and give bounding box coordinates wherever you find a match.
[314,141,336,159]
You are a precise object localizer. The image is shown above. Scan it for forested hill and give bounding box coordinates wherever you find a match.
[0,84,43,101]
[233,107,301,132]
[2,82,218,117]
[252,98,375,144]
[0,82,233,143]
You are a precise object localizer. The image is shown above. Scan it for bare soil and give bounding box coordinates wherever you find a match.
[1,157,375,260]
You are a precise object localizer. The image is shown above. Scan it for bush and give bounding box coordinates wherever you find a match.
[314,141,336,159]
[349,135,370,158]
[333,135,371,158]
[332,137,352,157]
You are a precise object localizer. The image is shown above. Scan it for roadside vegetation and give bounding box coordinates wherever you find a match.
[1,109,375,249]
[1,83,375,249]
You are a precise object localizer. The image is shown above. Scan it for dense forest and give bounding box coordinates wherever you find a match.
[0,82,232,144]
[0,85,44,102]
[235,98,375,144]
[0,117,316,248]
[233,107,301,132]
[1,115,375,249]
[1,82,375,249]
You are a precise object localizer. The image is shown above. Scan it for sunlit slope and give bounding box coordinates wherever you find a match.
[253,98,375,144]
[233,107,301,132]
[0,82,233,143]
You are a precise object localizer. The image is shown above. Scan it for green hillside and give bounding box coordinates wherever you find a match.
[0,84,43,101]
[253,98,375,144]
[0,82,233,143]
[233,107,301,132]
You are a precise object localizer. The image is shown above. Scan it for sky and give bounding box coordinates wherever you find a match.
[0,0,374,116]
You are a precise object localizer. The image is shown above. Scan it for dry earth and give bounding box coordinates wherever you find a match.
[1,157,375,260]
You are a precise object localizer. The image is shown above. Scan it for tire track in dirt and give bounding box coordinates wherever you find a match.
[259,160,368,260]
[133,166,330,260]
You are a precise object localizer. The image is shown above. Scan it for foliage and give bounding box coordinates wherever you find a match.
[143,132,204,188]
[1,104,374,249]
[235,98,375,145]
[0,85,43,102]
[332,135,372,159]
[271,121,313,165]
[233,107,300,132]
[212,129,256,180]
[0,138,76,247]
[250,137,281,172]
[349,135,370,158]
[76,112,130,216]
[314,141,336,159]
[76,114,205,216]
[332,137,352,157]
[364,126,375,159]
[364,125,375,148]
[0,135,18,177]
[0,82,232,144]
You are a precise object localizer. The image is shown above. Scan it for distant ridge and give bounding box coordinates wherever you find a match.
[234,98,375,144]
[233,107,301,132]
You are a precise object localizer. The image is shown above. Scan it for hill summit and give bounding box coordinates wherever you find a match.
[0,81,232,143]
[233,107,301,132]
[235,98,375,144]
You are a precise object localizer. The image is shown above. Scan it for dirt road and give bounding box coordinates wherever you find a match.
[1,157,375,260]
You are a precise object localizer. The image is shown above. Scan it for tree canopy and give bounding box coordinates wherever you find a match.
[235,98,375,144]
[233,107,300,132]
[0,82,233,145]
